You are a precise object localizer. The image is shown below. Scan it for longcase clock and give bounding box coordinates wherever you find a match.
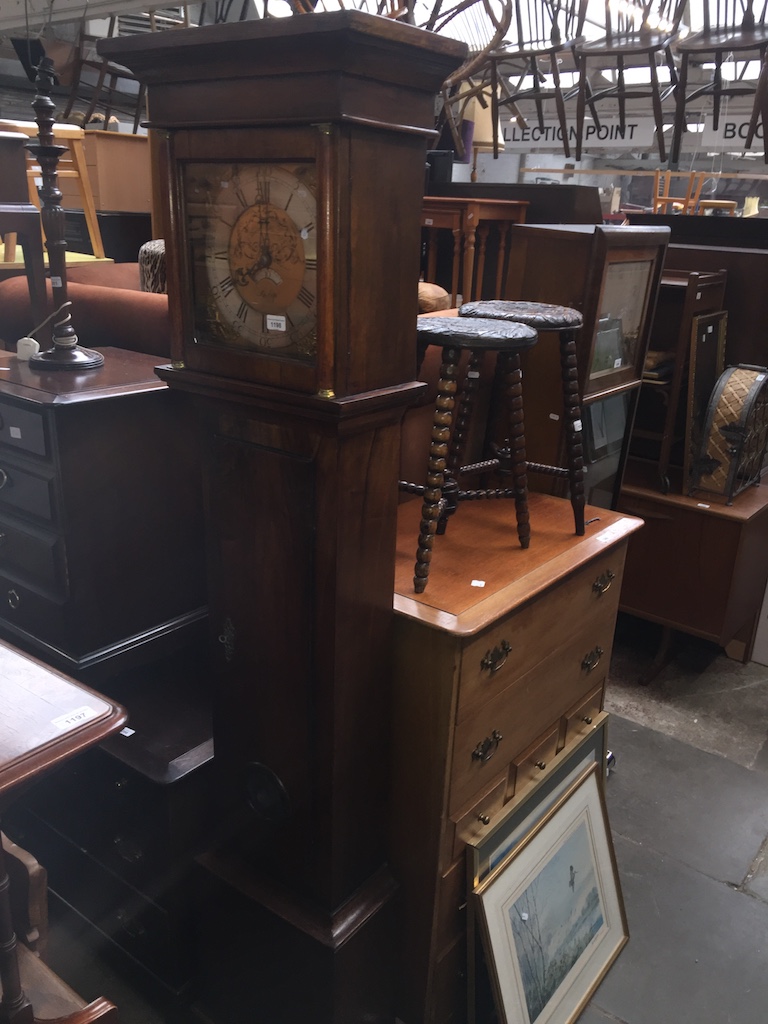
[103,13,466,1024]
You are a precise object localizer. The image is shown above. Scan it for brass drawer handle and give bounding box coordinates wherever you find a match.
[481,640,511,675]
[534,759,547,771]
[477,812,491,826]
[472,730,503,763]
[582,646,604,673]
[592,570,615,596]
[7,589,20,610]
[581,714,593,725]
[0,468,8,490]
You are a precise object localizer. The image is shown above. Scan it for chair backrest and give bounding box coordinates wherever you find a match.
[652,169,706,214]
[699,0,768,36]
[507,0,590,51]
[604,0,687,44]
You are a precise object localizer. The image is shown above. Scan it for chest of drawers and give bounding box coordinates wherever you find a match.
[0,347,206,677]
[389,494,641,1024]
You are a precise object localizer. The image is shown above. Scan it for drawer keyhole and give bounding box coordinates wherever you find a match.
[472,730,503,763]
[592,570,615,596]
[582,646,604,673]
[481,640,511,675]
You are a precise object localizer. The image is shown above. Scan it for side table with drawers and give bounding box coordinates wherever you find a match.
[390,493,642,1024]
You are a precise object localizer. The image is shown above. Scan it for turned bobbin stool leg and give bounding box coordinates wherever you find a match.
[400,315,538,593]
[460,300,586,537]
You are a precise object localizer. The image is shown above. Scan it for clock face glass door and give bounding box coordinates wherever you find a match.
[183,160,318,364]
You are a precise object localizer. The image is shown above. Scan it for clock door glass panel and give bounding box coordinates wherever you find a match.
[586,258,654,397]
[183,160,318,365]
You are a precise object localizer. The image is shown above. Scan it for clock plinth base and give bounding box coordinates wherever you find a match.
[29,345,105,370]
[194,853,397,1024]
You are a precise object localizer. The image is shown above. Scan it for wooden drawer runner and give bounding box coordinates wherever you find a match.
[449,621,614,814]
[457,550,623,720]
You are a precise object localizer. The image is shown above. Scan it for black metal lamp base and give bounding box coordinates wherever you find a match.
[29,345,105,370]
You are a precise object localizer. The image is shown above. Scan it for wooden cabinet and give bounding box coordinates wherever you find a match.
[502,224,669,509]
[0,347,206,679]
[389,494,641,1024]
[619,460,768,661]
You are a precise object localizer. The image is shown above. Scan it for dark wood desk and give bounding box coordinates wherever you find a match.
[0,639,126,1023]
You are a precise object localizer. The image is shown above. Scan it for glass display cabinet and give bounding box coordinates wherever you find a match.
[502,223,670,508]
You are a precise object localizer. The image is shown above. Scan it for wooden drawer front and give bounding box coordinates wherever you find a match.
[0,572,69,648]
[435,859,467,953]
[0,401,47,457]
[509,726,560,799]
[457,549,624,720]
[450,778,507,864]
[560,686,604,752]
[0,517,63,589]
[0,459,55,520]
[449,622,614,814]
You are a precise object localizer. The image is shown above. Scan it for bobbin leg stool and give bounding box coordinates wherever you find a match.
[459,300,586,538]
[400,315,538,593]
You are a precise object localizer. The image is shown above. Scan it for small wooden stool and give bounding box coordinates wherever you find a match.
[401,315,538,593]
[459,300,586,539]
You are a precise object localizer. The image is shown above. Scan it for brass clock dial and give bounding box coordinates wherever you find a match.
[184,161,318,360]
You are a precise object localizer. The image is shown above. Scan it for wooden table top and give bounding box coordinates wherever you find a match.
[394,492,642,636]
[0,641,127,802]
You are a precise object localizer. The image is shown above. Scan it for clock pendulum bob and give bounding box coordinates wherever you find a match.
[102,13,468,1024]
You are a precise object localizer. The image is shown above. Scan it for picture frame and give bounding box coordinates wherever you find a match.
[473,763,627,1024]
[467,721,608,891]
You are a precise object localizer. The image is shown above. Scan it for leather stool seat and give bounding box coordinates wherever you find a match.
[401,315,538,593]
[459,299,586,541]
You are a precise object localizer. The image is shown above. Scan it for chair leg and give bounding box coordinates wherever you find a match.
[575,55,587,162]
[557,329,586,536]
[550,55,570,159]
[649,55,667,163]
[669,52,689,168]
[413,344,459,593]
[746,53,768,162]
[499,352,530,550]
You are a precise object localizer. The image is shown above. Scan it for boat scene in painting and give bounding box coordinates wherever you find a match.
[509,818,605,1022]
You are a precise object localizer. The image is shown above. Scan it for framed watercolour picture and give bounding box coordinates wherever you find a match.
[473,764,627,1024]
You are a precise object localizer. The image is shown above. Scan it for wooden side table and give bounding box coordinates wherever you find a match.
[421,196,528,303]
[0,640,126,1023]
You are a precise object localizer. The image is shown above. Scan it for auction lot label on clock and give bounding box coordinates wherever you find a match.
[183,160,318,363]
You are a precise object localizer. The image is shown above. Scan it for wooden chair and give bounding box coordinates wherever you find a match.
[652,169,706,214]
[488,0,591,159]
[0,118,104,260]
[669,0,768,167]
[573,0,687,162]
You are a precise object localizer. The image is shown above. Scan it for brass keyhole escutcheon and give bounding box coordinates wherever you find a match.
[481,640,511,674]
[582,646,604,673]
[472,730,503,763]
[592,570,615,596]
